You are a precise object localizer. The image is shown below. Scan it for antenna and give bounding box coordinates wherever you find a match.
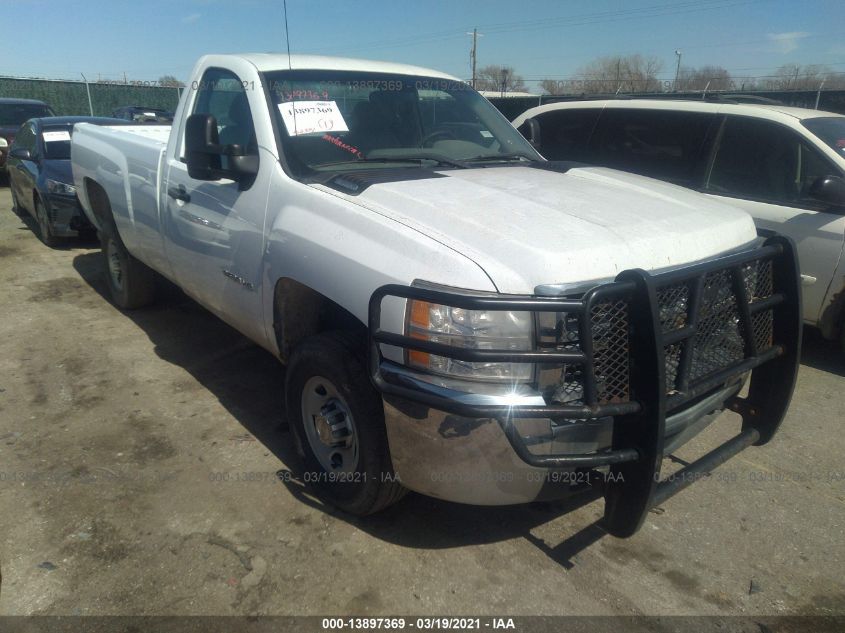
[283,0,293,70]
[281,0,298,135]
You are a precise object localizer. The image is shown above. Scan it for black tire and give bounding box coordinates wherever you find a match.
[34,197,59,248]
[100,221,155,309]
[78,228,98,244]
[285,331,406,515]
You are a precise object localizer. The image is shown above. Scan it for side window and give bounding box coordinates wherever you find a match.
[13,123,37,153]
[706,117,839,207]
[532,108,601,161]
[588,109,716,186]
[192,68,257,169]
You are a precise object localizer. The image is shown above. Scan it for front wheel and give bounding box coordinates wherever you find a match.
[35,198,58,248]
[100,224,155,309]
[285,331,406,515]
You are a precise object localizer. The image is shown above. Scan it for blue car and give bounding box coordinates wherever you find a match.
[7,116,131,246]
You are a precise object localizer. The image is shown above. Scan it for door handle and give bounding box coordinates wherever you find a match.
[167,185,191,203]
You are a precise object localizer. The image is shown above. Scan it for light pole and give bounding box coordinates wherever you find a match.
[500,68,508,97]
[674,50,682,92]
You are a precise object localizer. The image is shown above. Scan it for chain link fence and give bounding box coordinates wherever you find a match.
[0,77,181,117]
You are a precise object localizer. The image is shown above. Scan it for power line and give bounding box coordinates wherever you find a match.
[302,0,767,55]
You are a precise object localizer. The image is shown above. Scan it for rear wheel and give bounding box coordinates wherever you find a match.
[285,331,406,515]
[100,222,155,309]
[35,198,58,247]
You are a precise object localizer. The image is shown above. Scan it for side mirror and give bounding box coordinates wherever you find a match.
[808,175,845,208]
[185,113,224,181]
[185,113,258,182]
[9,147,32,161]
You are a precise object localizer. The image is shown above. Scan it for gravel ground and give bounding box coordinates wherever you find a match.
[0,183,843,619]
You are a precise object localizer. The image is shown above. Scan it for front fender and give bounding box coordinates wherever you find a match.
[260,171,495,357]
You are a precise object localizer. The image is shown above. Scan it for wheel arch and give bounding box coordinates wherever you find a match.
[83,177,113,231]
[817,276,845,340]
[272,277,366,363]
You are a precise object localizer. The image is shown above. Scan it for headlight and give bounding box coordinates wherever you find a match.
[405,298,534,382]
[47,179,76,196]
[0,137,8,149]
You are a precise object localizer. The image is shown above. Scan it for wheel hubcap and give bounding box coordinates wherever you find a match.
[301,376,359,474]
[106,239,124,291]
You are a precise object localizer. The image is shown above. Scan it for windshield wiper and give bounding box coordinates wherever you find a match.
[466,153,536,163]
[319,155,469,169]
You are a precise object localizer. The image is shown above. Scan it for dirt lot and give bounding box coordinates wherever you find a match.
[0,183,843,618]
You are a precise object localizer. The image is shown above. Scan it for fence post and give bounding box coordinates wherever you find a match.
[815,78,826,110]
[80,73,94,116]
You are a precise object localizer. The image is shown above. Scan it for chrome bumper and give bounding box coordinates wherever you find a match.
[381,362,744,505]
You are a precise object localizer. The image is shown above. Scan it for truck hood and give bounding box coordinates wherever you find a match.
[316,164,758,294]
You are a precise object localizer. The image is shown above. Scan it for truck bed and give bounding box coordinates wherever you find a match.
[72,123,172,270]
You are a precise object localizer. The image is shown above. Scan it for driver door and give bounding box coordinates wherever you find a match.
[162,66,270,343]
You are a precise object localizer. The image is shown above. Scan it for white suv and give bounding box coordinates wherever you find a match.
[513,99,845,345]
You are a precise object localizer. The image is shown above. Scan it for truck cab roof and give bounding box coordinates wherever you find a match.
[200,53,460,81]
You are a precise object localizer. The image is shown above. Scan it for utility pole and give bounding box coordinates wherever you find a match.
[467,28,483,89]
[500,68,508,97]
[674,50,682,92]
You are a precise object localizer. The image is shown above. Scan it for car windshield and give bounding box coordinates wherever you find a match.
[262,70,540,176]
[802,117,845,159]
[42,125,73,160]
[0,103,52,127]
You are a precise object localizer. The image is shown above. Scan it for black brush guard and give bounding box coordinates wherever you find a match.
[368,233,801,536]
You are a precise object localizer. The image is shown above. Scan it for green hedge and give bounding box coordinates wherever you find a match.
[0,77,181,117]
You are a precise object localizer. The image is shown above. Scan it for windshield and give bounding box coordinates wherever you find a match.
[42,125,73,160]
[0,103,53,127]
[263,70,540,176]
[802,117,845,160]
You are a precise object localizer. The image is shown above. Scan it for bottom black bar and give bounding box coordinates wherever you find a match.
[651,427,760,507]
[0,617,842,633]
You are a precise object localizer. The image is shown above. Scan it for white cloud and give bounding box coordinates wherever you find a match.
[767,31,811,54]
[182,13,202,24]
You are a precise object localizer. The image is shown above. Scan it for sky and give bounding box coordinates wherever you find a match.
[2,0,844,91]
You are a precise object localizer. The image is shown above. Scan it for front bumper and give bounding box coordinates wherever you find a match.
[369,232,802,537]
[46,194,93,237]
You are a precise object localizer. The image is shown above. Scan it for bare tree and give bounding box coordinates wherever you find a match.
[158,75,185,88]
[676,65,732,91]
[539,79,571,95]
[763,65,845,90]
[575,55,665,93]
[476,65,526,93]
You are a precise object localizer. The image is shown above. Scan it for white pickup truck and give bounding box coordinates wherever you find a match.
[72,54,802,537]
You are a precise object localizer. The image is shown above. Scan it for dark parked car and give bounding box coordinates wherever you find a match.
[111,106,174,124]
[7,116,131,246]
[0,98,55,174]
